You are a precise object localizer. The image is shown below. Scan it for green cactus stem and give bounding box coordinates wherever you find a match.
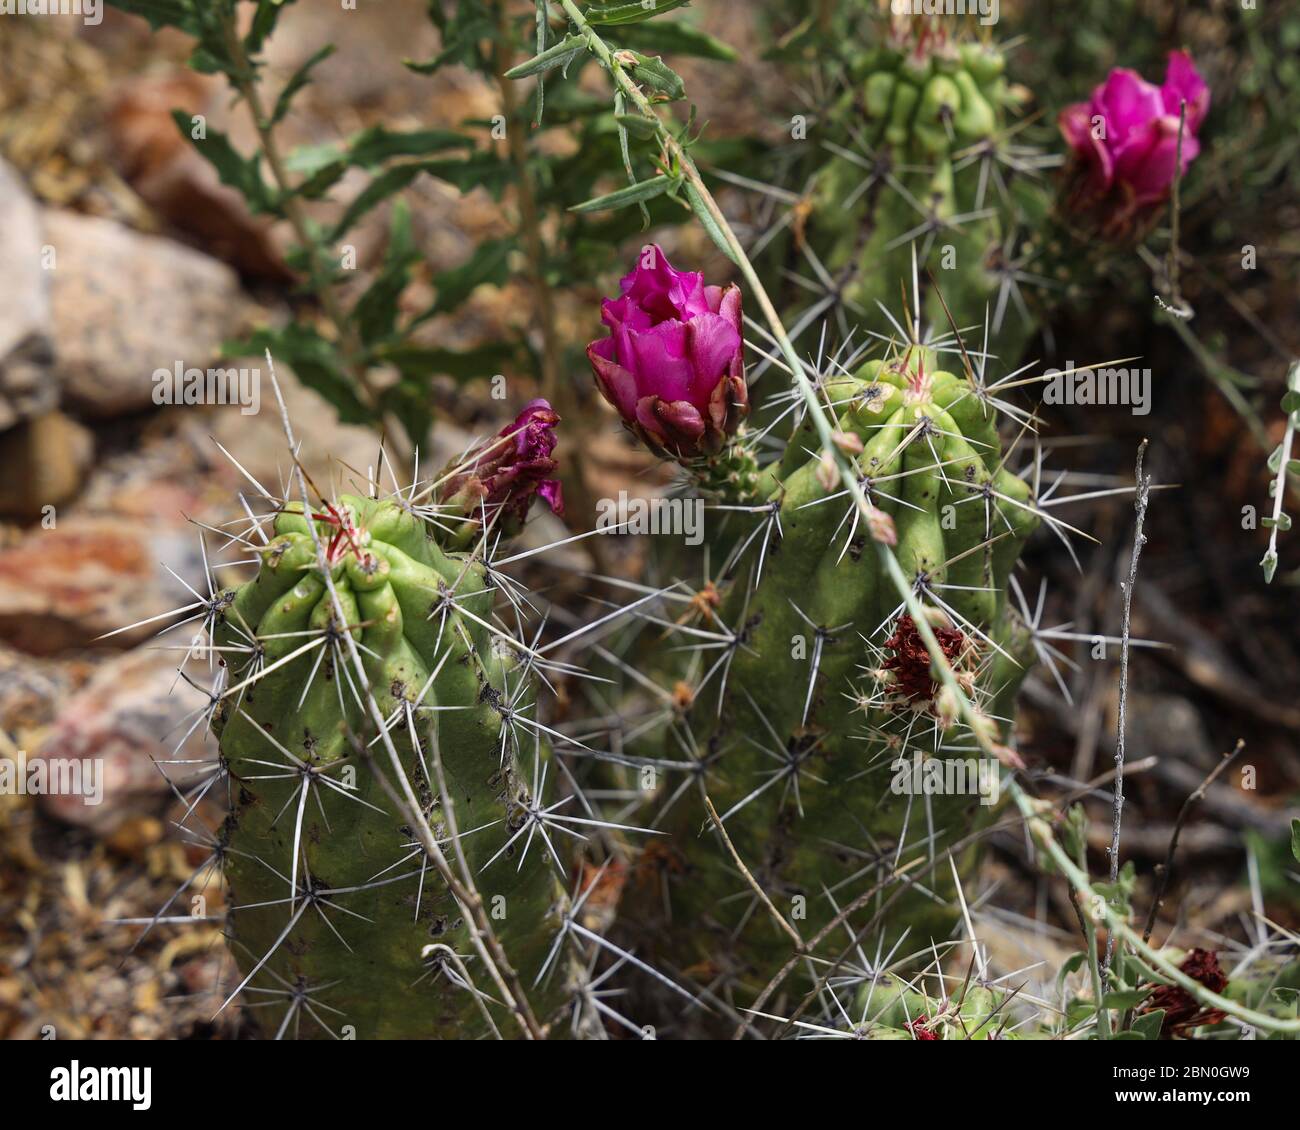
[211,494,564,1038]
[628,343,1040,1009]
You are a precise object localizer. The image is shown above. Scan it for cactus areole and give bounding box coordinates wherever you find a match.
[211,495,562,1038]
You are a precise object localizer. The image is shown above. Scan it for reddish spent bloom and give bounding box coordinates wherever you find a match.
[905,1014,939,1041]
[439,399,563,531]
[1142,948,1229,1037]
[587,244,748,459]
[1058,51,1209,240]
[882,614,966,703]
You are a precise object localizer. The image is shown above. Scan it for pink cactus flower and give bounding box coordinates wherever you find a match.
[1058,51,1209,238]
[587,244,748,459]
[440,399,563,530]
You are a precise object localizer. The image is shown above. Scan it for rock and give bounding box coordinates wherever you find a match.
[105,71,293,284]
[0,158,56,431]
[42,210,245,417]
[0,412,94,521]
[0,515,207,655]
[31,645,219,836]
[0,643,90,734]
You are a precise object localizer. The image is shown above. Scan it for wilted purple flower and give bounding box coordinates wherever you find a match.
[587,244,748,459]
[1058,51,1209,239]
[439,399,563,531]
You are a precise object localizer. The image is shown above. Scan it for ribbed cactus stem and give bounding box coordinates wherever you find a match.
[211,495,564,1038]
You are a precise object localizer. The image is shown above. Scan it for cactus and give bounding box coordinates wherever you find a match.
[806,16,1047,361]
[208,492,566,1038]
[587,244,1043,1006]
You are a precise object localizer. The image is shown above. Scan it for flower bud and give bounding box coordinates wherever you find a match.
[587,244,748,460]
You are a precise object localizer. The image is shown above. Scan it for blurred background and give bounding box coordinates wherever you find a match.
[0,0,1296,1038]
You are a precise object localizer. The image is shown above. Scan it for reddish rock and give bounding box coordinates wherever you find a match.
[0,517,206,654]
[32,646,219,835]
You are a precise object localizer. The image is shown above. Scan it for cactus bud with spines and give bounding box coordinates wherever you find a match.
[810,17,1044,358]
[210,487,566,1038]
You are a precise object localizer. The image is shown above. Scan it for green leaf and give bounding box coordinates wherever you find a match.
[271,44,335,127]
[238,325,371,425]
[1129,1009,1166,1040]
[245,0,295,54]
[1057,952,1087,987]
[570,173,676,213]
[683,179,738,264]
[1291,818,1300,863]
[1102,989,1150,1010]
[625,52,686,101]
[1282,390,1300,415]
[170,110,275,213]
[620,20,739,61]
[379,379,434,453]
[427,239,513,317]
[1261,513,1292,531]
[615,112,660,140]
[1262,548,1280,584]
[403,12,495,75]
[504,34,586,79]
[346,125,472,168]
[584,0,691,26]
[329,166,424,241]
[379,342,520,384]
[353,201,420,346]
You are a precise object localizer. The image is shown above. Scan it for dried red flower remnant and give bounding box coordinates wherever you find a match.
[1141,948,1229,1037]
[882,614,965,703]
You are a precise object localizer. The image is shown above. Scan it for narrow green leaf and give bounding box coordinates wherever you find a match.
[347,125,472,167]
[1130,1009,1165,1040]
[1291,818,1300,862]
[683,179,738,264]
[170,110,275,213]
[380,342,520,384]
[584,0,691,26]
[620,20,739,61]
[329,166,423,241]
[504,34,586,79]
[379,379,434,453]
[615,113,660,140]
[1261,549,1280,583]
[570,173,675,213]
[625,52,686,101]
[271,44,335,127]
[354,201,420,346]
[1102,989,1151,1010]
[238,325,371,425]
[426,239,513,317]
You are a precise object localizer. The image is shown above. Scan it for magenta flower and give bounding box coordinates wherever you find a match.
[1058,51,1209,237]
[587,245,748,459]
[439,399,563,531]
